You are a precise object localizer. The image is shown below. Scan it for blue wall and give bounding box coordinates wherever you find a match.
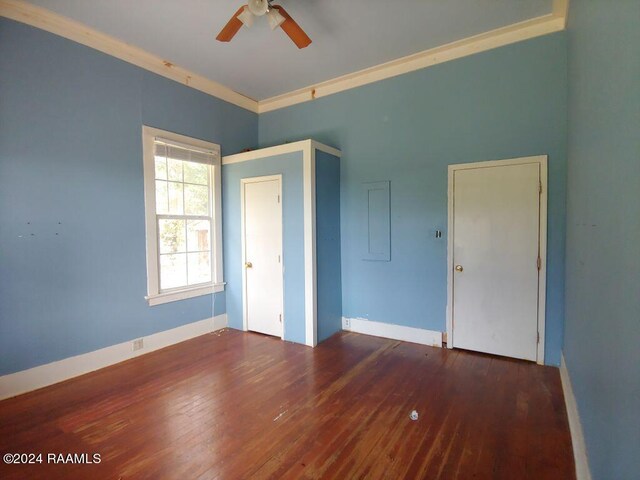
[0,19,257,375]
[222,152,307,344]
[315,151,342,342]
[564,1,640,478]
[260,33,568,365]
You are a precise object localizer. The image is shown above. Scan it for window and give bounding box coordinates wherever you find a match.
[142,126,223,306]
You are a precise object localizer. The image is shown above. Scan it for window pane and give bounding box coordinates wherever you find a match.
[184,184,209,215]
[168,158,183,181]
[158,219,186,254]
[155,156,167,180]
[168,182,184,214]
[160,253,187,290]
[155,180,168,214]
[183,161,209,185]
[187,219,210,252]
[188,252,211,285]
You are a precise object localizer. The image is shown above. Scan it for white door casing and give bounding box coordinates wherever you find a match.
[241,175,284,338]
[446,156,548,364]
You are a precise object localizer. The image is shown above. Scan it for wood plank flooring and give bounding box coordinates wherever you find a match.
[0,329,575,479]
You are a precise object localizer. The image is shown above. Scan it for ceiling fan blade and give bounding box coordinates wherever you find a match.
[216,6,246,42]
[272,6,312,49]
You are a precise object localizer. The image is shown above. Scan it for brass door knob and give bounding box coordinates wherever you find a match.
[455,265,463,272]
[245,262,253,268]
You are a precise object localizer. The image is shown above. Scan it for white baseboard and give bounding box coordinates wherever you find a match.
[0,314,227,401]
[342,317,442,347]
[560,354,592,480]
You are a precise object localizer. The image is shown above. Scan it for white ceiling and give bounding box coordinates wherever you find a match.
[27,0,553,100]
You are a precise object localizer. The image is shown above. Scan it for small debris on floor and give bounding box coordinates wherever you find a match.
[273,410,287,422]
[409,410,419,421]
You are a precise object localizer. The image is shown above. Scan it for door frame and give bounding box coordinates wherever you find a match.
[446,155,548,364]
[240,174,285,340]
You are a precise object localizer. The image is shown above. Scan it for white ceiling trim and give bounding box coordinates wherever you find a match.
[553,0,570,25]
[1,0,568,115]
[0,0,259,112]
[258,0,568,113]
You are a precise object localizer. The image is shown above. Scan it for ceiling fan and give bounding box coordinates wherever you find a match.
[216,0,312,49]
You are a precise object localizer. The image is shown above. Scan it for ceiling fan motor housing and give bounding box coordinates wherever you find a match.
[247,0,269,16]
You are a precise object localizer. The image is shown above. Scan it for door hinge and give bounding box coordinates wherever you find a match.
[279,313,282,323]
[539,181,542,194]
[277,194,280,203]
[537,331,540,344]
[537,256,541,271]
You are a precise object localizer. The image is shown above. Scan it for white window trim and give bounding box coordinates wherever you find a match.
[142,126,224,306]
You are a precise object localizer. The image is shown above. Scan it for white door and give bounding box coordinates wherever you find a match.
[242,176,283,338]
[451,161,542,361]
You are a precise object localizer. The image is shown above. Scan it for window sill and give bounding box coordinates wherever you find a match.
[145,283,225,306]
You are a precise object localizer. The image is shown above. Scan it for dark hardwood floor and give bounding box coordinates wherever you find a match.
[0,329,575,479]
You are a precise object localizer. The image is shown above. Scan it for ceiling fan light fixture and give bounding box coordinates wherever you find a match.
[216,2,311,48]
[247,0,269,16]
[266,8,285,30]
[237,6,255,27]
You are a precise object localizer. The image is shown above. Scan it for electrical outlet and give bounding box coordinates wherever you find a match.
[132,338,144,351]
[343,318,351,329]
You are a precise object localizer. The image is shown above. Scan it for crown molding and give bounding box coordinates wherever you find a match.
[1,0,568,115]
[553,0,570,27]
[0,0,259,113]
[258,8,567,113]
